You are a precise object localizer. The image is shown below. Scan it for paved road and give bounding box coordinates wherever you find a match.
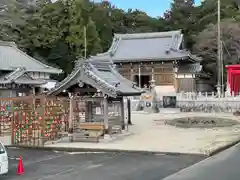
[2,148,204,180]
[163,143,240,180]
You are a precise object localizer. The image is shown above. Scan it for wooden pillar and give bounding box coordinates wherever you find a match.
[173,61,179,92]
[151,62,154,80]
[174,76,179,92]
[127,98,132,125]
[103,96,109,134]
[89,102,93,122]
[130,63,134,81]
[85,101,92,122]
[138,63,141,88]
[32,87,35,96]
[39,95,46,146]
[120,97,125,130]
[68,94,74,141]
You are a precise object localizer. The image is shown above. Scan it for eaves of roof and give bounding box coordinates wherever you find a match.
[48,59,143,97]
[0,71,46,85]
[0,41,63,74]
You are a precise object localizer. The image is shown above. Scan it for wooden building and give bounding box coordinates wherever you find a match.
[47,57,143,135]
[0,41,62,97]
[90,30,201,93]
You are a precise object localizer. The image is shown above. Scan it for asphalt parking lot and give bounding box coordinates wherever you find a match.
[2,147,205,180]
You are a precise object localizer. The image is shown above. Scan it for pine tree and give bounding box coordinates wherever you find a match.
[163,0,196,48]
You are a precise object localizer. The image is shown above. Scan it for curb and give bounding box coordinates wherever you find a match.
[6,138,240,157]
[208,138,240,156]
[5,145,206,157]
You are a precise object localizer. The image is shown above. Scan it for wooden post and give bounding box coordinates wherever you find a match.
[86,101,93,122]
[120,97,125,129]
[138,63,141,88]
[68,94,73,142]
[39,95,46,146]
[130,63,134,81]
[151,62,154,80]
[127,98,132,125]
[11,98,14,145]
[103,96,108,134]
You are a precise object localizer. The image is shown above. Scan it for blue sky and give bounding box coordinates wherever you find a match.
[94,0,202,17]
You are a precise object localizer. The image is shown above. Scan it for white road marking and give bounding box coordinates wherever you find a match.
[66,151,105,155]
[32,153,122,180]
[85,164,103,169]
[7,147,20,149]
[35,168,75,180]
[155,153,167,156]
[23,154,67,166]
[8,157,20,160]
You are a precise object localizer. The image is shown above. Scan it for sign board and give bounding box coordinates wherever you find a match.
[163,96,176,108]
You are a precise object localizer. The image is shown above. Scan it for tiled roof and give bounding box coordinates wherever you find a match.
[48,58,143,97]
[0,68,46,85]
[90,30,200,62]
[0,41,62,74]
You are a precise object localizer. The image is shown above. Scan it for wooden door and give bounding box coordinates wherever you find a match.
[155,74,174,85]
[154,65,174,85]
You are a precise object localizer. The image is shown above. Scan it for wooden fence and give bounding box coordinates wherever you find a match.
[0,96,69,146]
[0,96,123,146]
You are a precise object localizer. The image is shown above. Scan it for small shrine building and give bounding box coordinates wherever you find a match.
[47,57,143,135]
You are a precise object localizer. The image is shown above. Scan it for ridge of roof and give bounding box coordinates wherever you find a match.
[0,41,62,74]
[92,30,184,60]
[83,62,117,93]
[48,59,143,97]
[114,30,182,40]
[0,41,17,47]
[48,58,89,95]
[53,68,81,92]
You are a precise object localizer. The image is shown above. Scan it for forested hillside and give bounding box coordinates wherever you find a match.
[1,0,240,81]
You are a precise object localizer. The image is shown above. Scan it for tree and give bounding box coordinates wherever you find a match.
[124,9,161,33]
[163,0,197,48]
[0,0,26,41]
[193,20,240,83]
[197,0,240,31]
[90,1,113,52]
[16,0,222,79]
[20,0,102,75]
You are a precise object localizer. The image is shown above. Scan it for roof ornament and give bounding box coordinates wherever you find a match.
[165,50,170,54]
[115,82,120,87]
[74,58,85,69]
[84,62,93,70]
[78,80,84,87]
